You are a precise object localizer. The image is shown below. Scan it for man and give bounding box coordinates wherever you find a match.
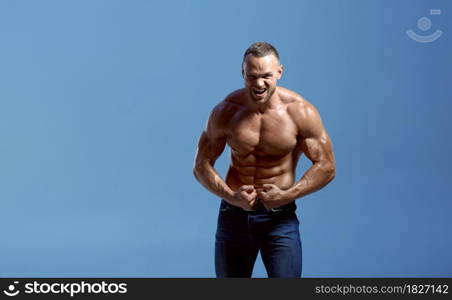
[193,42,336,278]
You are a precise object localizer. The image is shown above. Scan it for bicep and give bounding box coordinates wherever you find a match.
[195,130,226,165]
[301,133,334,164]
[298,104,335,164]
[195,104,228,165]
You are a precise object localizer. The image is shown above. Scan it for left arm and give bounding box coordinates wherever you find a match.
[258,101,336,208]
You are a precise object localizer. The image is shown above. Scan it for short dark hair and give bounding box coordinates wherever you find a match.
[242,42,280,67]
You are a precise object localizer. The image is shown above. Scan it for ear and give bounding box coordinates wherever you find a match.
[241,67,245,78]
[277,64,284,80]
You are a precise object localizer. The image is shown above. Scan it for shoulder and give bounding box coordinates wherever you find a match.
[206,89,246,133]
[224,88,247,103]
[277,86,318,118]
[210,89,247,120]
[278,87,324,136]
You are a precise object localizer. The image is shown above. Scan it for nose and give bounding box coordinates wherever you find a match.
[256,78,265,88]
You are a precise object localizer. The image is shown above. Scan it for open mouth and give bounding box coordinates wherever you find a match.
[253,88,267,98]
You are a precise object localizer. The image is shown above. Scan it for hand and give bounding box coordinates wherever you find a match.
[256,184,291,210]
[231,185,257,210]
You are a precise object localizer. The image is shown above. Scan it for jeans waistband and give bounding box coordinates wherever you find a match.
[221,199,296,214]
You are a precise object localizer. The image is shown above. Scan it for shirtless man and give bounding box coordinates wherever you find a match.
[193,42,336,278]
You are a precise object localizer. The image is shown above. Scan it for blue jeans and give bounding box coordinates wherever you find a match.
[215,199,302,278]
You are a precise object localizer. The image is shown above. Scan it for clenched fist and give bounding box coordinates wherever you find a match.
[256,184,291,210]
[231,185,257,210]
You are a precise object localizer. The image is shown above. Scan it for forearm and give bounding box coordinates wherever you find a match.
[286,161,335,201]
[193,162,235,202]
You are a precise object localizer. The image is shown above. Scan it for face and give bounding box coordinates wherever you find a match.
[242,54,283,104]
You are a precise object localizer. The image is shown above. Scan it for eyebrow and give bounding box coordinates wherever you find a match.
[247,72,273,77]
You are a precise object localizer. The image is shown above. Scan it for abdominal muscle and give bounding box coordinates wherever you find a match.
[225,153,297,192]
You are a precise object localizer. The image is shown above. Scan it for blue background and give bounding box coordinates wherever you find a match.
[0,0,451,277]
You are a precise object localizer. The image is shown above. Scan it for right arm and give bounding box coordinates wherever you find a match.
[193,104,256,209]
[193,104,235,201]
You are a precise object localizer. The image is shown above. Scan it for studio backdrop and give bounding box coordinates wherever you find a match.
[0,0,451,277]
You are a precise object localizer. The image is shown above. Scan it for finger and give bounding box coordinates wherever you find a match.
[242,189,256,197]
[246,193,256,203]
[241,185,255,193]
[262,184,275,191]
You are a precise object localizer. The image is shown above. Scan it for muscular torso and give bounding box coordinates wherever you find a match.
[222,88,304,192]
